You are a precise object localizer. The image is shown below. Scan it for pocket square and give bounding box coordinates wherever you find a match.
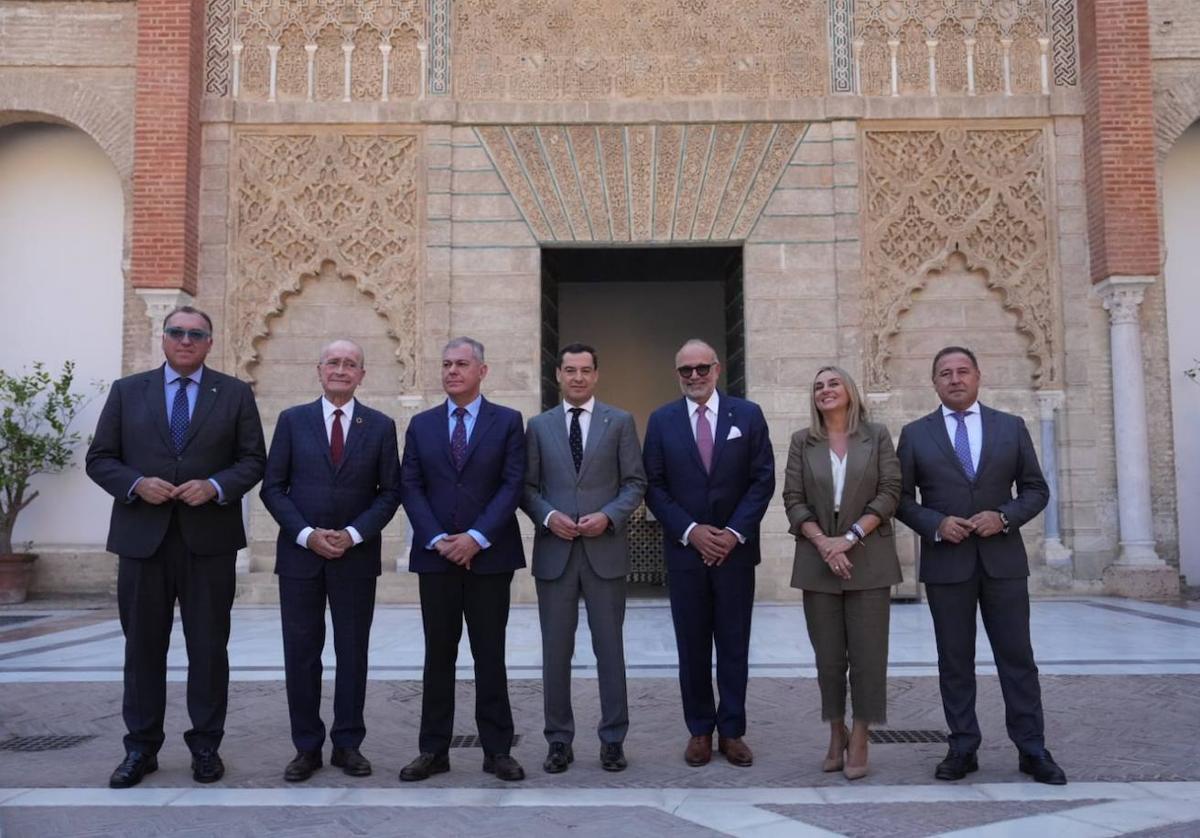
[726,426,743,440]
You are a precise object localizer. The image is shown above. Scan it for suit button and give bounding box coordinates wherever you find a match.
[456,482,462,487]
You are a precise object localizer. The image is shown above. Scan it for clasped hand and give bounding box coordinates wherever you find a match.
[435,533,482,569]
[307,528,354,560]
[547,511,610,540]
[134,477,216,507]
[937,510,1005,543]
[688,524,738,567]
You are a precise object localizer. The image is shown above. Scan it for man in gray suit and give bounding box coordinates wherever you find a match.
[521,343,647,773]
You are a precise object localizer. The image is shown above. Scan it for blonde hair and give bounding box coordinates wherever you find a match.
[807,365,867,440]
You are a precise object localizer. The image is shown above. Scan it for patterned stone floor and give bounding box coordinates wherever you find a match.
[1,597,1198,836]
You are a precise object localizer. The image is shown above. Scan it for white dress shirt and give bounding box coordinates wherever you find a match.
[830,450,847,514]
[296,397,364,550]
[680,392,744,547]
[941,401,982,472]
[543,398,596,526]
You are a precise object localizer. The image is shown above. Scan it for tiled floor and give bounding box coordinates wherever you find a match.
[1,596,1198,836]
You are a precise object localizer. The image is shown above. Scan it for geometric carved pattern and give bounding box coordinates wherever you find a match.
[427,0,451,95]
[830,0,856,94]
[856,0,1048,96]
[205,0,233,96]
[454,0,827,100]
[862,126,1059,390]
[1050,0,1078,87]
[476,123,807,243]
[233,0,423,101]
[230,130,420,385]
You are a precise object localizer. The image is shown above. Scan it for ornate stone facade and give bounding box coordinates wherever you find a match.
[453,0,828,100]
[861,125,1060,391]
[229,129,421,387]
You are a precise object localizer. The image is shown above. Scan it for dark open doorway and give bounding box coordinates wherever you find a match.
[540,245,746,591]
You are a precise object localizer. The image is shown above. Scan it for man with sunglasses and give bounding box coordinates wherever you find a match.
[87,306,266,788]
[643,339,775,768]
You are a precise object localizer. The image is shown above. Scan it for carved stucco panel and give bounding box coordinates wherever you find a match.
[230,130,421,387]
[862,125,1061,391]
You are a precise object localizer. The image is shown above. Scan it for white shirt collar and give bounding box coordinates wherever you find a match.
[447,394,483,419]
[165,364,202,385]
[941,401,979,418]
[563,397,595,415]
[686,391,720,418]
[322,396,356,422]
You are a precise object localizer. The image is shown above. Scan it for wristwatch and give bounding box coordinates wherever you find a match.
[998,511,1011,534]
[844,531,859,544]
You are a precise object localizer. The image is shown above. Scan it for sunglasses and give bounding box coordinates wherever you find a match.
[164,327,212,342]
[677,364,714,379]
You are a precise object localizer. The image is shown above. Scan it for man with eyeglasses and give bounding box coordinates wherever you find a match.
[260,339,401,782]
[643,339,775,769]
[87,306,266,788]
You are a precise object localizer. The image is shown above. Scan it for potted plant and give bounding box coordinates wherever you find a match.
[0,361,98,604]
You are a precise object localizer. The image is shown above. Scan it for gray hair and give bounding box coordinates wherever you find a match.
[675,338,719,363]
[444,336,486,364]
[318,339,365,366]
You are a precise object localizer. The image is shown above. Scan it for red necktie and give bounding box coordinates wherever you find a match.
[330,409,345,467]
[695,405,714,473]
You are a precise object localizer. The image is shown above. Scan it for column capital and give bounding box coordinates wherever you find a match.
[1095,275,1154,325]
[1035,389,1064,419]
[136,288,196,345]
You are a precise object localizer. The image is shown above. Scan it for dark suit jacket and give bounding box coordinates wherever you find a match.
[400,397,526,574]
[521,401,647,581]
[896,404,1049,584]
[260,398,402,580]
[783,421,903,593]
[85,364,266,558]
[642,393,775,571]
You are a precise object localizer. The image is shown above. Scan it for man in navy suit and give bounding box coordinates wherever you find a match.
[643,339,775,768]
[398,336,527,782]
[260,339,401,782]
[86,306,266,788]
[896,346,1065,785]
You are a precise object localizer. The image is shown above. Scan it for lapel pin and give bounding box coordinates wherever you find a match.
[355,416,363,424]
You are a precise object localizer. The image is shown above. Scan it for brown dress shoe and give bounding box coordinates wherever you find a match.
[718,736,753,767]
[684,734,712,767]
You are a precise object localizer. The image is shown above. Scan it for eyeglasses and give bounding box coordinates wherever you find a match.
[677,364,714,379]
[164,327,211,342]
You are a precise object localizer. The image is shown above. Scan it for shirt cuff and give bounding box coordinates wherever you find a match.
[681,522,697,547]
[345,526,363,545]
[209,478,226,505]
[126,477,143,503]
[543,510,556,527]
[934,530,942,543]
[426,533,448,550]
[467,529,490,549]
[296,527,314,549]
[725,526,746,544]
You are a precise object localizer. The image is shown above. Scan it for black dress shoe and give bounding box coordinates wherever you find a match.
[542,742,574,774]
[1019,749,1068,785]
[331,746,372,777]
[192,748,225,783]
[483,753,525,781]
[109,752,158,789]
[600,742,627,772]
[284,750,322,782]
[399,752,449,782]
[935,750,979,781]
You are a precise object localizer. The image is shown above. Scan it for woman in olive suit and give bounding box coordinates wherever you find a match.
[783,366,901,780]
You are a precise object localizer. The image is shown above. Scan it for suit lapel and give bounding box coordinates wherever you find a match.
[805,434,836,531]
[675,399,707,475]
[305,399,334,471]
[926,408,970,484]
[975,404,996,481]
[709,395,734,474]
[837,428,872,529]
[145,367,173,452]
[546,405,575,476]
[577,402,611,483]
[337,400,369,473]
[460,398,496,470]
[181,368,221,451]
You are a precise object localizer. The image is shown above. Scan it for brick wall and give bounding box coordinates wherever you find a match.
[130,0,204,293]
[1080,0,1163,282]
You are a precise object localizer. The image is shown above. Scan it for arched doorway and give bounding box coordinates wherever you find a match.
[0,122,124,553]
[1164,120,1200,586]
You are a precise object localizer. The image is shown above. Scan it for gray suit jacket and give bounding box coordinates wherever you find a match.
[521,401,647,581]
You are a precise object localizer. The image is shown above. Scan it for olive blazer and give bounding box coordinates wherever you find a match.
[783,420,903,593]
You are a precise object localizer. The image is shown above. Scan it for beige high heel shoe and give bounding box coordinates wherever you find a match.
[843,738,869,780]
[822,725,849,772]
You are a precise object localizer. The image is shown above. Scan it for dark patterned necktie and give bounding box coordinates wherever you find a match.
[953,411,976,480]
[330,409,345,467]
[569,407,584,472]
[451,406,468,469]
[170,378,190,454]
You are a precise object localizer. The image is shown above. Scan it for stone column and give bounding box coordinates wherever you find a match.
[1095,276,1179,597]
[1036,390,1073,570]
[135,288,195,359]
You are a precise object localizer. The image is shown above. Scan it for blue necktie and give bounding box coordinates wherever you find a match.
[451,407,468,469]
[170,378,190,453]
[953,411,975,480]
